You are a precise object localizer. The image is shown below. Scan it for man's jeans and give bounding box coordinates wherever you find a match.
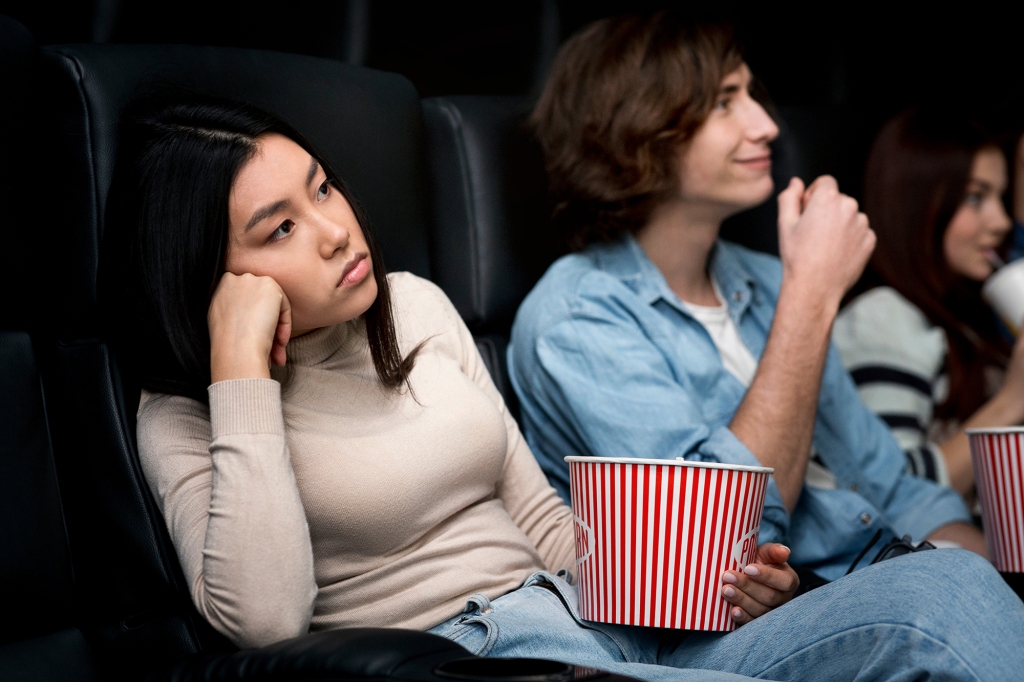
[429,550,1024,681]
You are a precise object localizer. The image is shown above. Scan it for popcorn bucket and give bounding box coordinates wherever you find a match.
[967,428,1024,573]
[566,456,772,632]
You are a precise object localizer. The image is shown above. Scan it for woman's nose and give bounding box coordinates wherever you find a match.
[319,218,350,258]
[990,201,1013,237]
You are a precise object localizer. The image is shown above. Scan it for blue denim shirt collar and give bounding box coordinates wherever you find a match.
[596,235,757,326]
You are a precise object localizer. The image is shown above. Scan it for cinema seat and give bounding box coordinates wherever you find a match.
[16,41,638,682]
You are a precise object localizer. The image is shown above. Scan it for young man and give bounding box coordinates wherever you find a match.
[509,13,985,581]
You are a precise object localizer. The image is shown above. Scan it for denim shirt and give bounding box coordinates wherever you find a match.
[508,236,970,579]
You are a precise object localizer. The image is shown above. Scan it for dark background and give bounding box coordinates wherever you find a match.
[3,0,1024,200]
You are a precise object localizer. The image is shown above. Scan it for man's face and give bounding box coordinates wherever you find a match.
[676,64,780,216]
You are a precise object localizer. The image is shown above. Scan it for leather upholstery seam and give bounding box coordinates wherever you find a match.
[436,100,483,320]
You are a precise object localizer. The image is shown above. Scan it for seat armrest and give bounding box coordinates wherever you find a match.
[150,628,644,682]
[150,628,471,682]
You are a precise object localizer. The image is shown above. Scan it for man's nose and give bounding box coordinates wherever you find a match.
[746,100,779,144]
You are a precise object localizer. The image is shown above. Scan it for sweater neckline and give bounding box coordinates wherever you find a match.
[285,318,365,367]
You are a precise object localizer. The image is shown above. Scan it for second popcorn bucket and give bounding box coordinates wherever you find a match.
[566,456,773,632]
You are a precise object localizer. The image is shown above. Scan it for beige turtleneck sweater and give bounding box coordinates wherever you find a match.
[137,273,576,648]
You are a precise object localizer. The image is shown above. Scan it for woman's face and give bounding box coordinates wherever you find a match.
[943,146,1013,281]
[226,133,378,335]
[676,63,779,215]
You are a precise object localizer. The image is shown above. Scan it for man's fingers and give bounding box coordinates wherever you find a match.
[777,177,804,230]
[804,174,838,202]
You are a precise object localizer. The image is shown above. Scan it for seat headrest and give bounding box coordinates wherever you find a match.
[37,44,432,337]
[423,95,561,334]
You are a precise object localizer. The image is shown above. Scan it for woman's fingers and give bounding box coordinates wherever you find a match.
[722,570,781,607]
[721,580,771,622]
[271,290,292,367]
[722,564,799,608]
[754,542,791,566]
[208,272,289,381]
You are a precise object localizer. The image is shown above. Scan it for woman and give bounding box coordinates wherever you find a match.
[833,111,1024,498]
[99,84,1019,682]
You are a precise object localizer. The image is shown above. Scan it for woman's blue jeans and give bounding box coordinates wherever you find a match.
[429,549,1024,681]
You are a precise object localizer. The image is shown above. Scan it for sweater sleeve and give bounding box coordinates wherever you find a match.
[833,288,950,486]
[136,379,317,648]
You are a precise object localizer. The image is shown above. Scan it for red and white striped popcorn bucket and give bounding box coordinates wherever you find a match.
[566,456,773,632]
[967,428,1024,573]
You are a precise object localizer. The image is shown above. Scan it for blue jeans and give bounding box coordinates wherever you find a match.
[429,550,1024,681]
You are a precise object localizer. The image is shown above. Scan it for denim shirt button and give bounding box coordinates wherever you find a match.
[732,291,743,302]
[849,483,858,493]
[860,513,872,525]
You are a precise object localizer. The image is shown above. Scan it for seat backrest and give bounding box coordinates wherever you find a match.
[30,44,433,680]
[0,331,98,682]
[423,95,557,337]
[423,96,559,416]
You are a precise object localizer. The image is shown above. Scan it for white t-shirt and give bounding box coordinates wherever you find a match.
[680,283,837,489]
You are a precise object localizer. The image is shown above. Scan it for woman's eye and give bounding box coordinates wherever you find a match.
[269,220,293,242]
[317,179,331,200]
[964,192,983,207]
[715,98,730,111]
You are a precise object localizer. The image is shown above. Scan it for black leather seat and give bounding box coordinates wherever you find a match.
[27,43,438,681]
[16,41,638,682]
[0,331,99,682]
[422,96,561,416]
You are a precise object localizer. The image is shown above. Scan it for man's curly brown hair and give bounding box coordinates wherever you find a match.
[531,12,743,251]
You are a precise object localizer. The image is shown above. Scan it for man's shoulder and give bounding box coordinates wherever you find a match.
[515,249,644,335]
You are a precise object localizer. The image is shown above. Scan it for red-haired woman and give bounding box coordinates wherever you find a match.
[834,110,1024,499]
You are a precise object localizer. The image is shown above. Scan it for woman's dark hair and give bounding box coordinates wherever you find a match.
[863,109,1009,421]
[100,95,416,400]
[530,11,744,250]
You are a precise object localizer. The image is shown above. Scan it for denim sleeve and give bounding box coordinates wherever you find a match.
[530,313,789,544]
[816,345,971,541]
[881,471,972,542]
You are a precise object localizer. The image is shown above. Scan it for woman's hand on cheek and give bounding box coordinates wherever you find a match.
[208,272,292,383]
[720,543,799,626]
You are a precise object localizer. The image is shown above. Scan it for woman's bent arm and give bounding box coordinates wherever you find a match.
[138,380,317,648]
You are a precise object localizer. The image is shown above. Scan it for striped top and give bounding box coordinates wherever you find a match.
[833,287,951,486]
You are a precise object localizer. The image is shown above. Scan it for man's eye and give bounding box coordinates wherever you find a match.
[269,220,293,242]
[317,179,331,200]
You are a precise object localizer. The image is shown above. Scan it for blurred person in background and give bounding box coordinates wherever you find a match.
[834,110,1021,501]
[510,12,989,584]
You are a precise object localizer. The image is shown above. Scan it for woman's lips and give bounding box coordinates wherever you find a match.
[339,254,370,287]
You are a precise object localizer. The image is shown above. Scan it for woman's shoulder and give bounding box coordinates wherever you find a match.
[833,286,947,377]
[386,271,460,321]
[386,271,466,347]
[137,389,211,442]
